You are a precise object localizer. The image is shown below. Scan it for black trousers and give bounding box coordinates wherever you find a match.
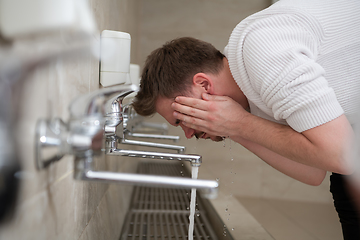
[330,173,360,240]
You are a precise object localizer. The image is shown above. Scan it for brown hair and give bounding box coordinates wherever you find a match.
[132,37,225,116]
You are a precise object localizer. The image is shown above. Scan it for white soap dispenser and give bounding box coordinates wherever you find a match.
[100,30,131,87]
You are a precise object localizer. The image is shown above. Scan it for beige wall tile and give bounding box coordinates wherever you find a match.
[139,0,271,68]
[0,0,140,239]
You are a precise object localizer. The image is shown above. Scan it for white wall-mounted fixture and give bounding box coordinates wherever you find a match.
[129,64,140,86]
[126,64,140,98]
[0,0,96,39]
[100,30,131,87]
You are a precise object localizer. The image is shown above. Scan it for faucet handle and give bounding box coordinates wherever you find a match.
[35,118,67,169]
[35,117,103,169]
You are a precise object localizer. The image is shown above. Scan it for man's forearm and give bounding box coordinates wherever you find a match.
[231,135,327,185]
[235,112,354,175]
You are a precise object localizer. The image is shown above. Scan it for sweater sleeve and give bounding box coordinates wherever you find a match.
[241,14,344,132]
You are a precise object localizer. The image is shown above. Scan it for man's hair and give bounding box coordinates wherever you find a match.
[132,37,225,116]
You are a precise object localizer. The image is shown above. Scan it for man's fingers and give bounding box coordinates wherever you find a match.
[172,102,206,119]
[174,96,208,110]
[202,93,228,101]
[174,111,210,133]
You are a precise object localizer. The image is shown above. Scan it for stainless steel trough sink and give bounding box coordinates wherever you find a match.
[120,161,234,240]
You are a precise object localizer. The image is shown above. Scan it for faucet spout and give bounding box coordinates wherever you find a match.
[120,139,186,153]
[106,148,202,167]
[84,171,218,197]
[125,131,180,142]
[74,156,218,199]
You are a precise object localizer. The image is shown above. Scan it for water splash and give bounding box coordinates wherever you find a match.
[223,224,227,236]
[188,166,199,240]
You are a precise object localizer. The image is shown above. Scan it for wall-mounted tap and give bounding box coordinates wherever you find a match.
[35,84,219,197]
[35,84,138,169]
[122,104,180,142]
[105,99,185,153]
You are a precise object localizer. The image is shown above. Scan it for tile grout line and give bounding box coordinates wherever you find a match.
[52,170,73,186]
[77,185,110,240]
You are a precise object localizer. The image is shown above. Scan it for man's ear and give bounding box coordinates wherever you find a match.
[192,73,214,94]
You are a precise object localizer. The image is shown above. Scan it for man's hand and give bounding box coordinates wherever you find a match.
[172,93,248,138]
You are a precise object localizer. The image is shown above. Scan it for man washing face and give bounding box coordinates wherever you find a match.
[133,1,360,238]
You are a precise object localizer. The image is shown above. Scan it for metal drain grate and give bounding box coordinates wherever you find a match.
[120,162,218,240]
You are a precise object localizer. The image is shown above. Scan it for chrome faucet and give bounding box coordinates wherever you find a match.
[35,84,139,168]
[35,85,219,197]
[123,104,180,142]
[104,99,185,153]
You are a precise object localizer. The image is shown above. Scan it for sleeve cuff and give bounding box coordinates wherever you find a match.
[286,91,344,132]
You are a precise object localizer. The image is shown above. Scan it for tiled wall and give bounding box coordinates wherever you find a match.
[139,0,333,204]
[0,0,140,239]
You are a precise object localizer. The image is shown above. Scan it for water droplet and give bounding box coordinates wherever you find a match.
[231,181,234,184]
[232,228,235,231]
[216,178,220,182]
[225,208,228,212]
[231,158,234,161]
[196,213,200,217]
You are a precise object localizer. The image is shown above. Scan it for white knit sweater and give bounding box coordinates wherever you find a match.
[225,0,360,132]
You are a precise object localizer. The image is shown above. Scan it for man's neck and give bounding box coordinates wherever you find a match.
[222,58,249,110]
